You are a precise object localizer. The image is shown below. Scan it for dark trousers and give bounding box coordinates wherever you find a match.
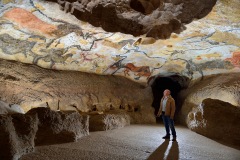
[162,111,176,137]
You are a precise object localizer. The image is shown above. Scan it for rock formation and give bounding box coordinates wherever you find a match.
[0,59,156,124]
[0,0,239,157]
[187,98,240,148]
[27,107,89,145]
[46,0,217,39]
[179,73,240,124]
[0,101,24,114]
[0,107,89,159]
[0,0,239,84]
[0,114,38,160]
[89,112,130,132]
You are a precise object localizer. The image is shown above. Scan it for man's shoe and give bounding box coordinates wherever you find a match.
[162,135,170,139]
[172,137,177,141]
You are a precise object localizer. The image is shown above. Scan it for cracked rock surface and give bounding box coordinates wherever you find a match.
[0,114,38,160]
[26,107,89,145]
[46,0,217,39]
[0,107,89,159]
[89,112,130,131]
[0,59,155,124]
[187,98,240,149]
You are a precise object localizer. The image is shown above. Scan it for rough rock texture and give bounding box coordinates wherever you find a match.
[0,100,25,114]
[89,111,130,132]
[187,98,240,148]
[0,114,38,160]
[0,59,155,124]
[0,107,89,159]
[0,0,239,84]
[178,73,240,125]
[26,107,89,145]
[47,0,217,39]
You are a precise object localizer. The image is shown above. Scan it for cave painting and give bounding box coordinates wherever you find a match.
[123,63,151,80]
[225,52,240,68]
[4,8,57,35]
[109,61,152,80]
[0,0,239,84]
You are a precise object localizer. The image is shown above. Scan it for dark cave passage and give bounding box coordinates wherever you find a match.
[151,75,189,123]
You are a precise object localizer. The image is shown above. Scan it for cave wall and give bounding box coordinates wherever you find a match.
[178,73,240,125]
[0,0,239,124]
[0,59,155,123]
[178,73,240,148]
[0,0,239,85]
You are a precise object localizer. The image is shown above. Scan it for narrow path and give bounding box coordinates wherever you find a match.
[21,125,240,160]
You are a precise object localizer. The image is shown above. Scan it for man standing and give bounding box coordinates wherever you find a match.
[157,89,177,141]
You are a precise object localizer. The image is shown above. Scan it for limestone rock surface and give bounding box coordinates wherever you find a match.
[47,0,217,39]
[0,114,38,160]
[187,98,240,148]
[26,107,89,145]
[0,59,155,124]
[0,101,24,114]
[179,73,240,124]
[0,0,238,84]
[89,111,130,132]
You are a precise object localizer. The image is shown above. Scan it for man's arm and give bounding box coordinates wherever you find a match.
[170,98,176,119]
[157,99,163,117]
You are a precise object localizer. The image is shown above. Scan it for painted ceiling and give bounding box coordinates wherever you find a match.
[0,0,239,84]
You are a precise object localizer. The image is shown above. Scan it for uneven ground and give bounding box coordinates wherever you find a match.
[20,124,240,160]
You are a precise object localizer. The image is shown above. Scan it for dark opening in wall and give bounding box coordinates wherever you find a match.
[150,75,189,123]
[130,0,162,15]
[130,0,146,14]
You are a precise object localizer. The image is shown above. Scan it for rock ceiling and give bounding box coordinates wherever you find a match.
[0,0,239,84]
[45,0,217,39]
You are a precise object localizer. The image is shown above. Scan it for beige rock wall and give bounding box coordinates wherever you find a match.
[0,100,24,114]
[0,113,38,160]
[0,59,155,123]
[179,73,240,125]
[187,98,240,149]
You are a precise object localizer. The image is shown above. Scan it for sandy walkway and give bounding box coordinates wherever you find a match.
[21,125,240,160]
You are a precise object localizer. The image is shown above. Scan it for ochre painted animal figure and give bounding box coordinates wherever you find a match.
[123,63,151,80]
[225,52,240,67]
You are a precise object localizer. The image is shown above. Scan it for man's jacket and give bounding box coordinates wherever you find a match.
[158,95,176,119]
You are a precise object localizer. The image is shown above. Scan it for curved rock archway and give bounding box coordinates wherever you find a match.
[150,74,190,122]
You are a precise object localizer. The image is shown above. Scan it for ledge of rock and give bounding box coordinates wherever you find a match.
[46,0,217,39]
[26,107,89,145]
[0,100,24,115]
[187,98,240,149]
[89,111,130,132]
[179,73,240,124]
[0,59,155,124]
[0,114,38,160]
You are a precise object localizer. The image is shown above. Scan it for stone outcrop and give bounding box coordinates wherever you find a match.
[46,0,217,39]
[187,98,240,148]
[178,73,240,125]
[0,107,89,159]
[26,107,89,145]
[0,114,38,160]
[0,101,24,114]
[89,111,130,132]
[0,59,155,124]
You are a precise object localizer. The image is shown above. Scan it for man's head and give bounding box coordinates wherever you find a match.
[163,89,171,97]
